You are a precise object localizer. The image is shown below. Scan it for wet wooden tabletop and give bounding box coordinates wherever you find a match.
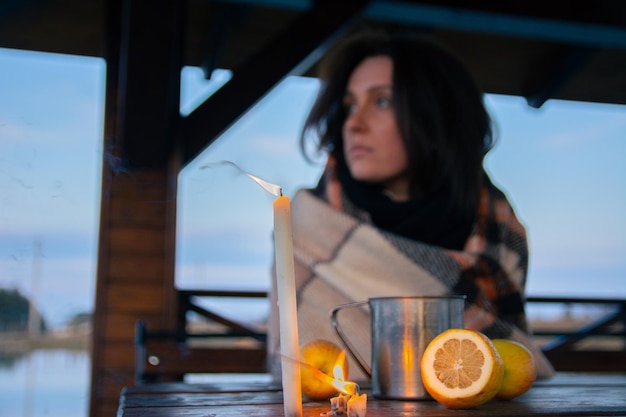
[118,373,626,416]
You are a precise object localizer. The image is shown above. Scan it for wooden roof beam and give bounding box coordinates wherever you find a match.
[364,1,626,49]
[180,0,369,165]
[524,45,595,109]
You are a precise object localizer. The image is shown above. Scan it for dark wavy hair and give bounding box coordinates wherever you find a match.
[301,29,495,218]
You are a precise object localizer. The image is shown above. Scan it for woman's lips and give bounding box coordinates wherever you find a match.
[347,145,371,159]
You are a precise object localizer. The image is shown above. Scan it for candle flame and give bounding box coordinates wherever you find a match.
[278,349,359,396]
[245,171,282,196]
[200,160,282,196]
[314,350,359,396]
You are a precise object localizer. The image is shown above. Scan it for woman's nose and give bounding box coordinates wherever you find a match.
[344,106,366,132]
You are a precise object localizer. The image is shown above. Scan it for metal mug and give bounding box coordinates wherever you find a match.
[330,295,466,400]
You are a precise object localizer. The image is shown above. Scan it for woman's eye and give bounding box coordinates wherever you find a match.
[376,96,392,108]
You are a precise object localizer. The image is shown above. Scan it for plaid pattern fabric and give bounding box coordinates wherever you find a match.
[268,168,555,382]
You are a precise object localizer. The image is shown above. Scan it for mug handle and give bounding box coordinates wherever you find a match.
[329,300,372,378]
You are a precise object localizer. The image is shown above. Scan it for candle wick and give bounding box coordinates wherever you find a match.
[279,187,283,197]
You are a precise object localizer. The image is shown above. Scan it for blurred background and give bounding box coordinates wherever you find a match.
[1,2,626,416]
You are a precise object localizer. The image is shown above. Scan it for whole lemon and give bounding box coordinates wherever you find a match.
[491,339,537,400]
[299,339,348,400]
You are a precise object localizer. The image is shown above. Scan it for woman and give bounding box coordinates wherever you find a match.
[268,29,554,381]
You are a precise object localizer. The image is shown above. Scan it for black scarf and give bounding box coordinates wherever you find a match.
[331,163,475,250]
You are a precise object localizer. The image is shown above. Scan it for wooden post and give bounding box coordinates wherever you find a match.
[89,0,182,415]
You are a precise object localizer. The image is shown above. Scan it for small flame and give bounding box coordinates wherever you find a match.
[200,160,282,196]
[315,350,359,396]
[245,171,282,196]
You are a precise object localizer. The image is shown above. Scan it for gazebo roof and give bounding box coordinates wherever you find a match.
[2,2,625,142]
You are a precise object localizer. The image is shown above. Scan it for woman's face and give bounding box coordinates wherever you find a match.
[342,55,410,201]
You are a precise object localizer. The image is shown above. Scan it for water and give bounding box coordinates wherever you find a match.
[0,349,90,417]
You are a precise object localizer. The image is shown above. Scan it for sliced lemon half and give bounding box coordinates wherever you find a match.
[420,328,504,409]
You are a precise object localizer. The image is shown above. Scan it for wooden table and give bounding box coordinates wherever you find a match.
[118,373,626,416]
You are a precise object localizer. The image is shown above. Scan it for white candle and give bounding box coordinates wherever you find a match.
[273,194,303,417]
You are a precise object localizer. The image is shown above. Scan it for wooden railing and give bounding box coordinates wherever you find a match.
[134,291,626,383]
[135,289,268,383]
[526,296,626,372]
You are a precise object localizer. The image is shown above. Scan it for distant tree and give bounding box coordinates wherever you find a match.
[0,288,47,333]
[67,312,92,327]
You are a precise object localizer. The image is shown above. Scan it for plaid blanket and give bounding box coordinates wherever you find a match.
[268,176,555,382]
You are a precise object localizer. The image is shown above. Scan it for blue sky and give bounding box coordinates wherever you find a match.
[1,47,625,327]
